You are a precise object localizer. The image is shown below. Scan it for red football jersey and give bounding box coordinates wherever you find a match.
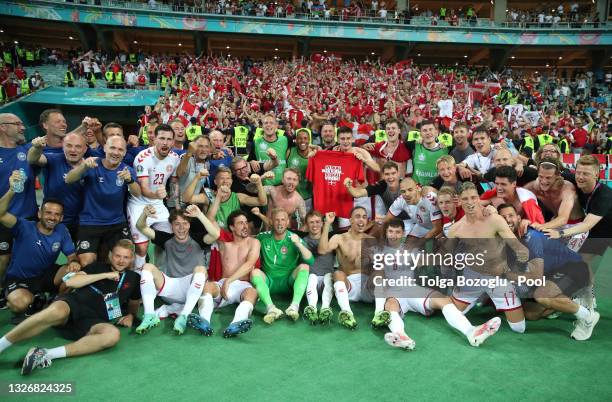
[306,150,364,218]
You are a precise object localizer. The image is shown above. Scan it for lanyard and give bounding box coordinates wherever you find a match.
[584,182,601,214]
[89,272,126,296]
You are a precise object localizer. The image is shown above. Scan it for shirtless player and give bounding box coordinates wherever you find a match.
[523,158,587,252]
[195,210,260,338]
[449,182,530,333]
[379,219,501,350]
[265,168,307,230]
[318,207,388,329]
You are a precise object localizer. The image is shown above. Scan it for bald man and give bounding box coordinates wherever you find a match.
[27,133,88,240]
[0,113,38,307]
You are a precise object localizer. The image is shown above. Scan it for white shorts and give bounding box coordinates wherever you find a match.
[347,273,374,303]
[394,287,437,317]
[158,273,193,304]
[452,268,522,312]
[214,278,252,309]
[561,223,588,252]
[127,202,172,244]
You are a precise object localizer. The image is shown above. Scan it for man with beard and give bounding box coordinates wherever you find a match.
[364,118,411,178]
[266,168,306,230]
[175,135,212,212]
[0,172,80,315]
[127,124,181,271]
[404,120,448,186]
[498,204,598,340]
[286,129,313,207]
[523,159,586,251]
[318,208,382,329]
[66,136,141,266]
[0,240,141,376]
[135,204,219,335]
[449,122,474,163]
[544,155,612,256]
[251,208,313,323]
[384,177,443,239]
[39,109,68,151]
[319,121,337,150]
[208,130,233,183]
[378,219,501,351]
[0,113,37,307]
[194,210,260,337]
[27,133,88,240]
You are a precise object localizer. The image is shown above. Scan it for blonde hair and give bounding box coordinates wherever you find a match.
[436,155,456,167]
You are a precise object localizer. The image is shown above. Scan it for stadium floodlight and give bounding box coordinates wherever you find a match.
[178,43,182,46]
[69,36,74,40]
[275,48,279,51]
[226,46,230,49]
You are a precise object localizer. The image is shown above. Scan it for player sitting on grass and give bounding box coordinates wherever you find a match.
[0,240,141,375]
[250,208,313,324]
[195,210,260,337]
[378,219,501,351]
[318,208,389,329]
[134,204,220,335]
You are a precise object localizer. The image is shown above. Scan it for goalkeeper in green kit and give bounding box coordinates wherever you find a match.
[251,208,314,324]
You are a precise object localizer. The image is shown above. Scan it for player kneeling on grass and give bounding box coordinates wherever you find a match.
[135,204,220,335]
[0,240,141,375]
[377,219,501,351]
[196,211,260,337]
[251,208,314,324]
[318,208,389,329]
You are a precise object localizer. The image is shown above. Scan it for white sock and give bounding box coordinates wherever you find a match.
[442,303,473,336]
[374,298,385,313]
[288,302,299,311]
[0,336,12,353]
[333,281,352,313]
[321,273,333,308]
[180,272,206,316]
[140,270,157,315]
[231,301,254,323]
[388,311,406,336]
[198,293,214,322]
[575,305,590,320]
[134,254,146,270]
[508,319,526,333]
[306,274,319,307]
[45,346,66,360]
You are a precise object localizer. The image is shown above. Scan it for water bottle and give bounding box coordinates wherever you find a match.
[12,168,26,193]
[204,187,215,204]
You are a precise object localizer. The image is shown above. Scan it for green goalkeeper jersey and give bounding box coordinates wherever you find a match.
[256,230,314,278]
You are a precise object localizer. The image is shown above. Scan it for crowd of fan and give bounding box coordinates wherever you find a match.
[506,3,604,28]
[0,44,46,103]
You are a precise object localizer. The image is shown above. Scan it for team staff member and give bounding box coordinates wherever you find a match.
[0,240,141,376]
[545,155,612,256]
[0,172,79,315]
[27,133,87,240]
[66,136,141,266]
[0,113,37,307]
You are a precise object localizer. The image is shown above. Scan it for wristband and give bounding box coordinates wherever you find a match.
[62,272,76,282]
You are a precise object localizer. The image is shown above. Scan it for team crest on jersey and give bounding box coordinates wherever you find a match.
[137,165,144,173]
[0,242,8,251]
[116,176,124,186]
[291,159,299,167]
[419,206,426,213]
[418,153,425,161]
[17,152,26,161]
[259,143,268,150]
[166,165,173,173]
[79,241,90,250]
[280,246,288,254]
[52,242,60,252]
